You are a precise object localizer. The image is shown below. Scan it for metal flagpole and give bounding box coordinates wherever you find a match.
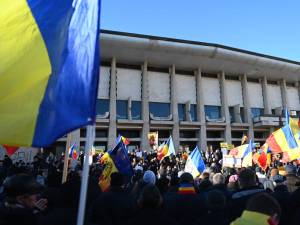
[62,133,72,183]
[76,125,95,225]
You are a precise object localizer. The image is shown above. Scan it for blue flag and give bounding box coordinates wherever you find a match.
[0,0,101,147]
[109,141,133,177]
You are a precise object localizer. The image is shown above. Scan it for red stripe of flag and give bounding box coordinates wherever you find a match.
[266,134,283,154]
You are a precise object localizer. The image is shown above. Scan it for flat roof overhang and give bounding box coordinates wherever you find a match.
[100,30,300,82]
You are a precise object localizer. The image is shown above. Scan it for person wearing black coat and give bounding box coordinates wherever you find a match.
[127,184,177,225]
[199,190,230,225]
[228,168,265,222]
[164,173,206,225]
[0,174,46,225]
[90,172,135,225]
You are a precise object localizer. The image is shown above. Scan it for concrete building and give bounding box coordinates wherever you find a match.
[49,30,300,154]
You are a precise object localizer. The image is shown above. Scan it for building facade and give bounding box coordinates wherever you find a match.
[50,30,300,154]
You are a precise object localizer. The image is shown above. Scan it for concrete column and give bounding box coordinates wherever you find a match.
[195,68,207,151]
[107,58,117,149]
[170,65,180,150]
[219,71,232,143]
[280,79,289,110]
[262,76,272,114]
[141,61,150,151]
[241,74,254,139]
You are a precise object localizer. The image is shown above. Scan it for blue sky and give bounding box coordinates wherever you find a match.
[101,0,300,62]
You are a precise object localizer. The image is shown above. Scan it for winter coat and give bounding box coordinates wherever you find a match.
[228,187,265,222]
[90,186,136,225]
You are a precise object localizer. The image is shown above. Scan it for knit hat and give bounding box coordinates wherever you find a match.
[285,165,296,175]
[143,170,156,185]
[179,172,194,184]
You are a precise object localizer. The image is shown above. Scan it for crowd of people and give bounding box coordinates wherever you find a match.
[0,147,300,225]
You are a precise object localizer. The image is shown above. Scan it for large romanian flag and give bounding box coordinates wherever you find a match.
[266,123,300,162]
[0,0,100,147]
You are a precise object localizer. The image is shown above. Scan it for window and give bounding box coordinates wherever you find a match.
[231,131,244,139]
[180,131,196,138]
[153,130,171,138]
[206,130,222,138]
[149,102,170,118]
[117,130,140,138]
[229,107,235,123]
[178,104,186,121]
[96,99,109,116]
[204,105,221,119]
[254,131,266,139]
[117,100,128,119]
[131,101,141,120]
[190,104,197,121]
[251,108,264,118]
[95,129,107,138]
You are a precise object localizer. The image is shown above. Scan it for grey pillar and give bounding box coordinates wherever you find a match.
[262,76,271,114]
[241,74,254,139]
[107,58,117,149]
[195,68,207,151]
[280,79,289,110]
[141,61,150,151]
[219,71,232,143]
[170,65,180,150]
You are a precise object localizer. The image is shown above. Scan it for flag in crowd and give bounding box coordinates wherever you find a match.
[229,140,254,167]
[109,140,133,177]
[99,136,133,191]
[157,136,176,161]
[184,146,206,178]
[116,135,130,145]
[2,145,19,157]
[69,143,78,160]
[266,109,300,162]
[0,0,100,147]
[98,152,119,191]
[148,131,159,150]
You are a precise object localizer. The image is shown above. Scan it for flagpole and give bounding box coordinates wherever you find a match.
[62,133,72,183]
[76,125,95,225]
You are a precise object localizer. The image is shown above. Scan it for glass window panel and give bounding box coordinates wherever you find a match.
[131,101,141,120]
[149,102,170,118]
[204,105,221,119]
[117,100,128,119]
[96,99,110,116]
[178,104,185,121]
[251,108,264,118]
[190,104,197,121]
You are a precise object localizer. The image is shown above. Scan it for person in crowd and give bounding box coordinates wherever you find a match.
[0,174,47,225]
[231,193,281,225]
[201,190,230,225]
[287,185,300,225]
[229,168,265,221]
[127,184,176,225]
[91,172,135,225]
[284,164,300,193]
[164,172,206,225]
[38,174,81,225]
[227,174,239,192]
